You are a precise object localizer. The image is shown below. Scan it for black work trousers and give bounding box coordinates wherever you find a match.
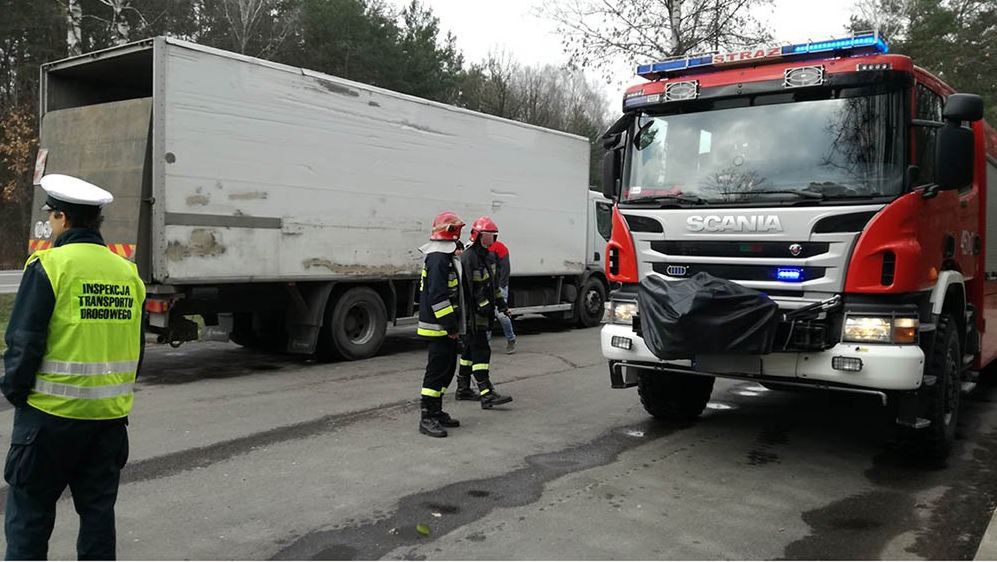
[421,336,459,407]
[4,406,128,561]
[459,330,493,389]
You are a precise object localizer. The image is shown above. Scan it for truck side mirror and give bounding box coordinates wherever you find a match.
[600,115,634,201]
[943,93,984,122]
[602,147,622,200]
[934,93,983,191]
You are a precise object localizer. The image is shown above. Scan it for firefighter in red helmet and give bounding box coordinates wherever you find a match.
[455,216,514,408]
[416,211,466,437]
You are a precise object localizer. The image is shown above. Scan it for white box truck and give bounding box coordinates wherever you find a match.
[27,37,611,359]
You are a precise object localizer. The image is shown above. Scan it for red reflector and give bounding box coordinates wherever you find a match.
[145,299,170,313]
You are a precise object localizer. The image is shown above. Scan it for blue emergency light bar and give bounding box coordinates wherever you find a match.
[636,31,888,80]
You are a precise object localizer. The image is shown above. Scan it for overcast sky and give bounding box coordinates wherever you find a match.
[386,0,857,110]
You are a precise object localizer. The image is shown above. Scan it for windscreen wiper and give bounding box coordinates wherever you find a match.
[624,194,709,206]
[746,189,825,200]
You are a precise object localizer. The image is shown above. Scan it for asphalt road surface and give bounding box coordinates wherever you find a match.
[0,270,21,294]
[1,320,997,560]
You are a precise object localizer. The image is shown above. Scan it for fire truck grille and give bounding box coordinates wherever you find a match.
[651,262,827,283]
[650,240,830,259]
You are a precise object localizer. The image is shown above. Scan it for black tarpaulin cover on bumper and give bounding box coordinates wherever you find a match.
[637,272,780,360]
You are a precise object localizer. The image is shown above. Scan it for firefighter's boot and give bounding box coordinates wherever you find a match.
[419,398,448,438]
[435,410,460,428]
[454,372,479,401]
[479,382,513,409]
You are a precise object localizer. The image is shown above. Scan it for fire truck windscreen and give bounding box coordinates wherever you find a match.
[623,89,905,204]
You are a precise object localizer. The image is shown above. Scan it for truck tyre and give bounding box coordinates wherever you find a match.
[574,277,607,328]
[637,370,714,421]
[906,313,961,460]
[324,287,387,360]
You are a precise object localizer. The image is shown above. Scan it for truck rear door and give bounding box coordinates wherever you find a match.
[32,46,154,281]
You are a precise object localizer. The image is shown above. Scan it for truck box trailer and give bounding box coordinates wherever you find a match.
[28,37,611,359]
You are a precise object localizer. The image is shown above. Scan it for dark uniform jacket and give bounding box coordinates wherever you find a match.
[460,243,508,333]
[1,229,145,408]
[417,242,463,337]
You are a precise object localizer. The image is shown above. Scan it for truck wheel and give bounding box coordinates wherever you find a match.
[324,287,387,360]
[637,370,714,421]
[574,277,607,328]
[905,313,961,460]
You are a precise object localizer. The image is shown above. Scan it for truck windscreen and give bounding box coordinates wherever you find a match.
[622,89,904,204]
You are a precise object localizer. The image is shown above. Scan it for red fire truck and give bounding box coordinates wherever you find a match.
[599,32,997,458]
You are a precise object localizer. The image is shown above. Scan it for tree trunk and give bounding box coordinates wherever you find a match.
[66,0,83,56]
[668,0,684,55]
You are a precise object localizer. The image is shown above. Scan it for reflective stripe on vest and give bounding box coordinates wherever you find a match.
[34,380,134,400]
[27,243,145,420]
[39,359,140,376]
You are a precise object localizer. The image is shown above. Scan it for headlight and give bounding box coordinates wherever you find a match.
[843,316,919,344]
[607,301,638,325]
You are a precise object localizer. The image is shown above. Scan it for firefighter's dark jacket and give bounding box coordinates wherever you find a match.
[417,242,462,338]
[1,229,146,408]
[461,242,508,334]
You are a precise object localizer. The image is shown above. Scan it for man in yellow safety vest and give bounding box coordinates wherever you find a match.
[1,174,145,560]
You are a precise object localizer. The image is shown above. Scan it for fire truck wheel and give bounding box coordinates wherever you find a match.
[637,371,714,421]
[906,313,961,461]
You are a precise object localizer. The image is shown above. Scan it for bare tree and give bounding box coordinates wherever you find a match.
[97,0,136,45]
[85,0,153,46]
[540,0,773,78]
[218,0,299,57]
[847,0,910,38]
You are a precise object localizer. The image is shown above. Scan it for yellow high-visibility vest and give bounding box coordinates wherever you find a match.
[26,243,145,420]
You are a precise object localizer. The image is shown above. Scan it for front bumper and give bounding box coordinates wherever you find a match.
[601,322,925,391]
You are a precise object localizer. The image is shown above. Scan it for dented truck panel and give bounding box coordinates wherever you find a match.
[156,39,589,283]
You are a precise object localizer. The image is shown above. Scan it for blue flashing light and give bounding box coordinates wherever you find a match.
[776,268,805,282]
[784,32,886,55]
[635,31,889,80]
[637,54,714,78]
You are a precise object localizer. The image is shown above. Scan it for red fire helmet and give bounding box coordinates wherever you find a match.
[430,211,465,241]
[469,216,499,242]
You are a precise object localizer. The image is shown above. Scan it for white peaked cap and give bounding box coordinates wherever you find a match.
[40,174,113,208]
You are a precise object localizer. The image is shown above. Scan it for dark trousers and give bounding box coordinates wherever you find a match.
[459,331,493,389]
[4,406,128,561]
[421,337,459,408]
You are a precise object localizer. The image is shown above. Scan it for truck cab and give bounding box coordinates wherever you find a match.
[599,32,997,459]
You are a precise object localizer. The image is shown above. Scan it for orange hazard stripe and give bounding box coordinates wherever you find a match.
[27,240,136,261]
[107,243,137,260]
[27,239,52,252]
